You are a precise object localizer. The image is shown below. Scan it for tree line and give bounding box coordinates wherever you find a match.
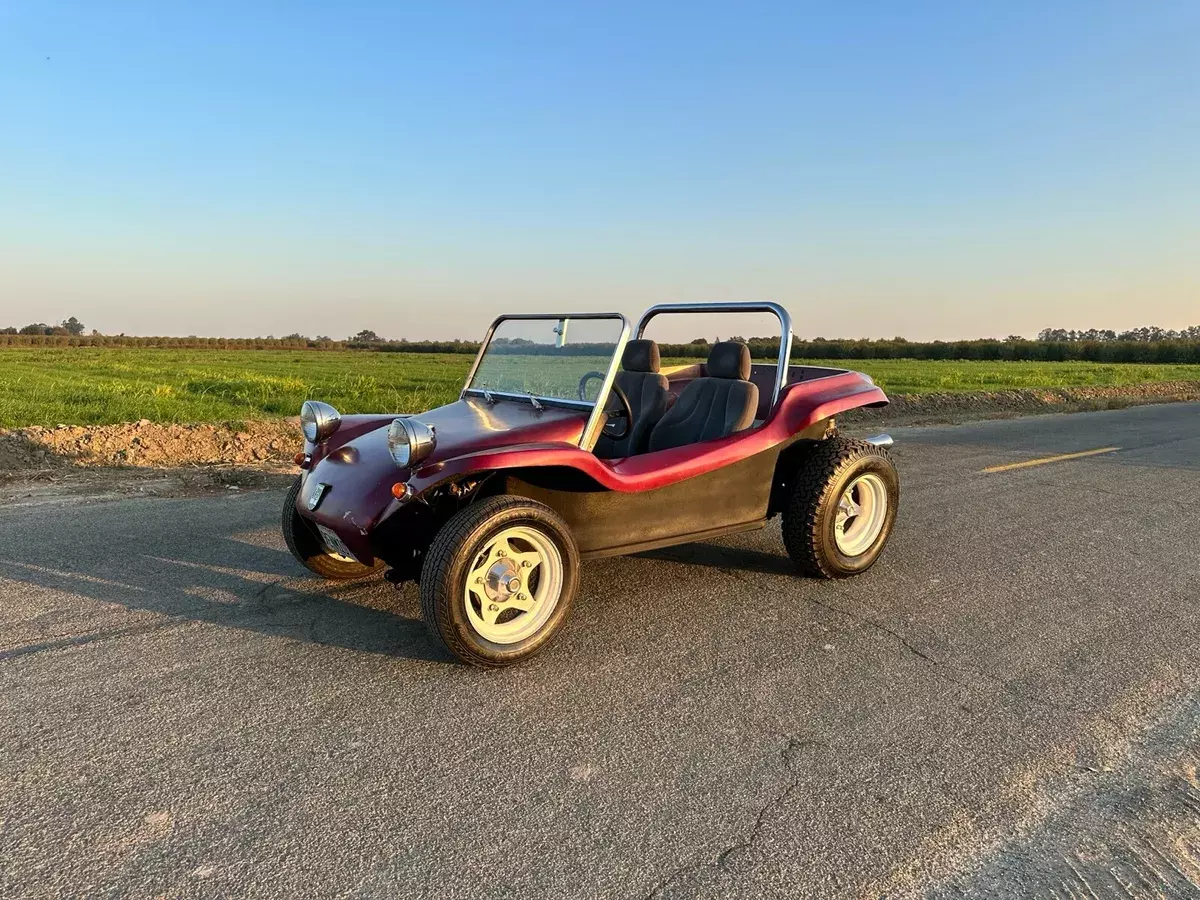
[1037,326,1200,342]
[669,336,1200,364]
[4,320,1200,363]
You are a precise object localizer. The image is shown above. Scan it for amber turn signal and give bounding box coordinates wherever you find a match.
[391,482,411,501]
[293,452,306,466]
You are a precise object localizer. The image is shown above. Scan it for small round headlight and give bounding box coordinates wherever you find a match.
[388,417,436,469]
[300,400,341,444]
[387,418,411,467]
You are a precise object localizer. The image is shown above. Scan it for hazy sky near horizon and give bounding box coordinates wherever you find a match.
[2,1,1197,342]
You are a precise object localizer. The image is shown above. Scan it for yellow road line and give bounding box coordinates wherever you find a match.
[982,446,1121,473]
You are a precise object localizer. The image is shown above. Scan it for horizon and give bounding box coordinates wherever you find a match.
[2,2,1197,341]
[6,313,1200,345]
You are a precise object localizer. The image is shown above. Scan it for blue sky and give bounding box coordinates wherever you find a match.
[1,1,1197,340]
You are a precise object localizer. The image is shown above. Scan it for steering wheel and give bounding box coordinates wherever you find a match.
[577,371,605,402]
[577,372,633,441]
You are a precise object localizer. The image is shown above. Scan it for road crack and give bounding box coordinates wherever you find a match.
[253,578,285,601]
[807,592,1124,731]
[644,738,813,899]
[713,559,1127,734]
[805,593,936,665]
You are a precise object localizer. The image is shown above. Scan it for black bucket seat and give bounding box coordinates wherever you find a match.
[595,339,671,458]
[647,341,758,452]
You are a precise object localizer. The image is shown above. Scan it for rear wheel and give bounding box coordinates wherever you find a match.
[782,438,899,578]
[420,495,579,667]
[281,477,384,580]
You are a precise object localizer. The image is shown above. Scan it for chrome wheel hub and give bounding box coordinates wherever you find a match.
[484,560,522,602]
[464,526,563,644]
[834,473,889,557]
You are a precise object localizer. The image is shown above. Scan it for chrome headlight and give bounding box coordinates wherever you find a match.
[388,417,436,469]
[300,400,341,443]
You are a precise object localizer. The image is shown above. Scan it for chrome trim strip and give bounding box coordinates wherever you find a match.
[633,301,795,409]
[459,319,501,400]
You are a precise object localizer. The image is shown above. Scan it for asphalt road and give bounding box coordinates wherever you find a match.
[2,402,1198,899]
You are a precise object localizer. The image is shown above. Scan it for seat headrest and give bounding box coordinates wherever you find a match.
[622,339,661,373]
[707,341,751,380]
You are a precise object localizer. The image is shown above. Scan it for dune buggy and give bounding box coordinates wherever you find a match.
[283,302,898,666]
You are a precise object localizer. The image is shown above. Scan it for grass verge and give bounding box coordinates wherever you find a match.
[4,347,1200,427]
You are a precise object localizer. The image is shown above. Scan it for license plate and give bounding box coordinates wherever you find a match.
[317,524,358,562]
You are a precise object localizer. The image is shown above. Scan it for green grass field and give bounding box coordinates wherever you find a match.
[3,347,1200,427]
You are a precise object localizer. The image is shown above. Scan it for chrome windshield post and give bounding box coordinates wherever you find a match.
[579,319,631,452]
[460,318,503,400]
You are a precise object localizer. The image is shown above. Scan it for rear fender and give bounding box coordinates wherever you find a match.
[767,421,835,518]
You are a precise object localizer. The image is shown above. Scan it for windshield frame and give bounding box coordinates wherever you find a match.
[461,312,631,450]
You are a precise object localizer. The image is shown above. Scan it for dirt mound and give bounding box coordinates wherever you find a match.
[0,419,302,472]
[844,380,1200,425]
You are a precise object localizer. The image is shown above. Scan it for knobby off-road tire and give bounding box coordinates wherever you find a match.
[420,495,580,667]
[281,477,385,580]
[782,437,899,579]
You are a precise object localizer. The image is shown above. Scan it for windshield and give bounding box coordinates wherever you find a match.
[466,315,625,406]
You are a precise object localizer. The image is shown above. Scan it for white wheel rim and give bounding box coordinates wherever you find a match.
[834,473,889,557]
[463,525,563,644]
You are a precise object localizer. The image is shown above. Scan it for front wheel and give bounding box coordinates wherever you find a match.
[782,438,899,578]
[420,495,579,667]
[281,477,384,580]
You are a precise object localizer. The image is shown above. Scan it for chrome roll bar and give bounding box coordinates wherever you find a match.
[632,301,795,408]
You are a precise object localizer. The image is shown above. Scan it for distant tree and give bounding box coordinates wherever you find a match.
[19,323,48,335]
[1040,325,1199,343]
[61,316,85,335]
[1004,335,1025,342]
[352,329,381,342]
[281,332,307,340]
[316,335,332,342]
[688,337,709,345]
[0,326,15,335]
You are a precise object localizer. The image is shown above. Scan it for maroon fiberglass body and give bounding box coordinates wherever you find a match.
[295,362,886,568]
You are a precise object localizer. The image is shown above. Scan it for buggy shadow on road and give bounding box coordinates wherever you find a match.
[0,495,445,663]
[636,540,798,576]
[0,488,819,667]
